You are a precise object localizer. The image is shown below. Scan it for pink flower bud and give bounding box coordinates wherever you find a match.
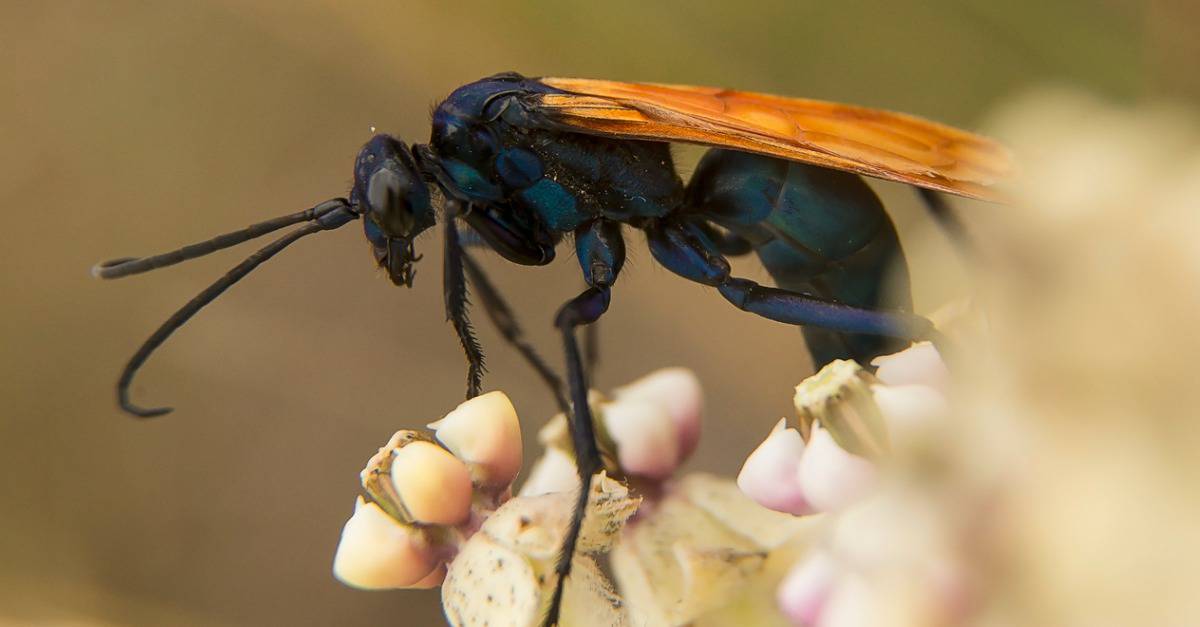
[870,342,949,393]
[427,391,523,488]
[777,551,838,626]
[604,397,680,480]
[332,497,442,589]
[797,426,877,512]
[614,367,703,459]
[389,441,473,525]
[736,420,814,516]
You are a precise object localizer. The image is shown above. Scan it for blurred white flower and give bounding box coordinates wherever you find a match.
[738,345,949,519]
[870,342,949,393]
[777,550,837,626]
[796,425,877,513]
[729,344,967,626]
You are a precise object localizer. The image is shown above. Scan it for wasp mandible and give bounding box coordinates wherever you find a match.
[96,72,1012,625]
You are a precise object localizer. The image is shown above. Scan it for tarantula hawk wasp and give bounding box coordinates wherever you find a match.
[96,72,1011,625]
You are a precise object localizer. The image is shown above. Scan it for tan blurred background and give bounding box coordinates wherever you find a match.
[1,1,1195,625]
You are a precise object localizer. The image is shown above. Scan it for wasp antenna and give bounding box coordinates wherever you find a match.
[116,202,357,418]
[93,199,353,280]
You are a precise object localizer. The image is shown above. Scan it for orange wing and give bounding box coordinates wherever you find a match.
[534,77,1013,202]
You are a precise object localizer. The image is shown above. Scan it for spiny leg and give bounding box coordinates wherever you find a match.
[542,220,624,627]
[453,218,569,412]
[460,251,570,414]
[443,210,485,398]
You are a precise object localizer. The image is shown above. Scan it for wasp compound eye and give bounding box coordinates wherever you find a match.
[367,167,420,236]
[353,134,434,242]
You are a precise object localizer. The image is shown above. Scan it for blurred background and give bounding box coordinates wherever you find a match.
[2,1,1197,625]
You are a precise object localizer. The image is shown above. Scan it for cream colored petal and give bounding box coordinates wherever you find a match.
[682,473,816,551]
[674,543,766,620]
[389,441,473,525]
[560,555,628,627]
[442,533,541,627]
[485,473,640,559]
[332,497,441,590]
[428,391,523,488]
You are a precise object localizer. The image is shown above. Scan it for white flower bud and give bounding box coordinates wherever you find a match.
[332,497,442,590]
[427,391,523,488]
[389,441,473,525]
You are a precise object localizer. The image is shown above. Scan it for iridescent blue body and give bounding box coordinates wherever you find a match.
[422,73,909,365]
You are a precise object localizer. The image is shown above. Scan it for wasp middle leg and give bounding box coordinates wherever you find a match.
[542,219,625,627]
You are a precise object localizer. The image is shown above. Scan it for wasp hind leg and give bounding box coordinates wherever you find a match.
[645,218,946,354]
[917,187,977,261]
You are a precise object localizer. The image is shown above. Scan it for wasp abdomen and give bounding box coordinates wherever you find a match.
[684,149,912,366]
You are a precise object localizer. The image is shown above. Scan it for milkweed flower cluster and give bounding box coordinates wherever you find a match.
[332,353,960,626]
[736,343,948,517]
[331,368,705,625]
[736,343,962,627]
[332,391,525,591]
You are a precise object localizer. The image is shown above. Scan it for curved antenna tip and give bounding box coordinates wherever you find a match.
[122,403,174,419]
[92,258,137,279]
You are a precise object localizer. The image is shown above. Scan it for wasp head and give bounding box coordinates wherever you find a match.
[352,134,434,287]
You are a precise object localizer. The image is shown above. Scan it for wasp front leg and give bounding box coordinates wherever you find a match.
[443,207,486,399]
[452,218,570,413]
